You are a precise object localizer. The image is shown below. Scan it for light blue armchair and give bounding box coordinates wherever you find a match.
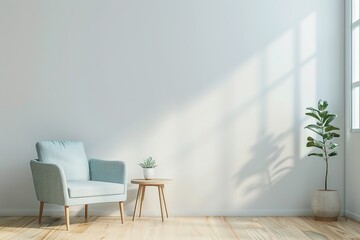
[30,141,127,230]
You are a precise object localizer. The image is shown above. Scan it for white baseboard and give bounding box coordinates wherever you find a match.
[0,209,313,217]
[163,210,313,217]
[345,210,360,222]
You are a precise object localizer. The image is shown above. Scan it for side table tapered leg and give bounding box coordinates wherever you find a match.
[160,185,169,218]
[158,186,164,222]
[139,186,146,217]
[132,185,142,221]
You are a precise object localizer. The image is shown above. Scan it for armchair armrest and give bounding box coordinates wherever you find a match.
[89,159,127,186]
[30,160,68,205]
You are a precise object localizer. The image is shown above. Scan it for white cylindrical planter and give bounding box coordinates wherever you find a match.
[311,190,341,221]
[143,168,156,180]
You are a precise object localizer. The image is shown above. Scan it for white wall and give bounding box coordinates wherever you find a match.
[345,0,360,221]
[0,0,344,216]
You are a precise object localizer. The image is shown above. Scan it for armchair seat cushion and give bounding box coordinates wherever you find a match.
[67,181,125,198]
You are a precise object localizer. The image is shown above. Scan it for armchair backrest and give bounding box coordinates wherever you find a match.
[36,141,89,181]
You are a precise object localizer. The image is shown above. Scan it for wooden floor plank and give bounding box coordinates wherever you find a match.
[258,217,312,240]
[0,216,359,239]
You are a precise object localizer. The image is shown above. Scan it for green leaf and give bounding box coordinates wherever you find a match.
[307,136,314,141]
[324,125,340,132]
[305,112,321,121]
[323,133,333,141]
[333,133,340,138]
[329,143,338,149]
[305,126,324,137]
[306,142,323,149]
[323,114,337,126]
[318,100,323,111]
[313,140,325,147]
[308,153,324,157]
[322,101,328,110]
[305,125,324,136]
[306,124,323,130]
[328,152,338,157]
[306,107,320,113]
[319,111,329,118]
[318,100,328,111]
[306,138,325,148]
[324,132,341,141]
[324,101,329,109]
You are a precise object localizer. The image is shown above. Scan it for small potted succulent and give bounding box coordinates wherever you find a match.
[139,157,157,180]
[305,99,341,221]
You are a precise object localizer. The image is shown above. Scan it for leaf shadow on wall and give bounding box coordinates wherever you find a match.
[231,132,302,211]
[233,134,293,195]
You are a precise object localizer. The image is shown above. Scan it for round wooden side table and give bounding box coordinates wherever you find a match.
[131,179,173,221]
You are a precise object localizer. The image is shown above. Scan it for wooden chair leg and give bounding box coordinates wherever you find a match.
[65,206,70,231]
[119,202,124,224]
[139,186,146,217]
[39,201,44,224]
[85,204,88,220]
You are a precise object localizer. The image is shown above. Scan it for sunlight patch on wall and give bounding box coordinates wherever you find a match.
[230,29,298,207]
[113,54,263,209]
[265,29,294,85]
[300,13,317,62]
[300,58,317,157]
[110,12,319,211]
[264,27,296,187]
[299,13,318,158]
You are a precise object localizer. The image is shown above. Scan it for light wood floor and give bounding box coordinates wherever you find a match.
[1,216,360,239]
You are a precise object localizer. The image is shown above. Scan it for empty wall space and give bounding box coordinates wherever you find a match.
[0,0,345,216]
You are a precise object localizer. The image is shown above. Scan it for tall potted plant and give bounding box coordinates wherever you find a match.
[305,99,341,221]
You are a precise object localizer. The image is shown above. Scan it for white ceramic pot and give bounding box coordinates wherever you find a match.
[311,190,341,221]
[143,168,155,180]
